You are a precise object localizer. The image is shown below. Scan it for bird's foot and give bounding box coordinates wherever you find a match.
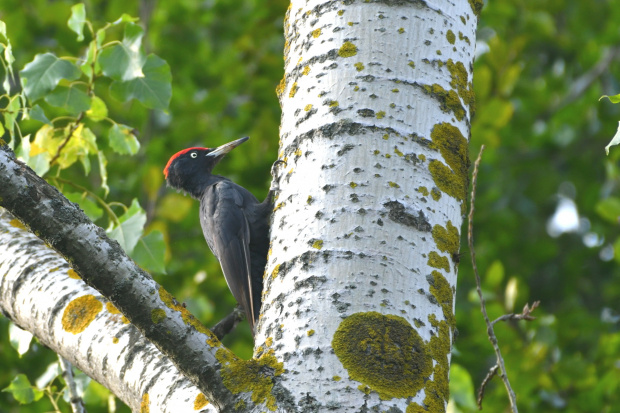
[269,159,287,193]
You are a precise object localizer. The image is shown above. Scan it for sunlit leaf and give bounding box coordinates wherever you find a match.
[108,123,139,155]
[109,54,171,110]
[485,259,504,289]
[67,3,87,42]
[106,198,146,253]
[1,374,44,404]
[600,94,620,104]
[132,230,167,274]
[8,323,33,356]
[595,197,620,223]
[98,151,109,197]
[20,53,81,101]
[44,85,91,115]
[86,96,108,121]
[3,95,20,135]
[35,362,61,389]
[97,22,145,81]
[605,121,620,155]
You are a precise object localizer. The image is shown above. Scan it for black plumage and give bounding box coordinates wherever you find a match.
[164,137,271,334]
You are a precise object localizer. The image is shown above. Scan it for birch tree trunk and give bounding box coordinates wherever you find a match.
[0,0,478,411]
[259,0,478,411]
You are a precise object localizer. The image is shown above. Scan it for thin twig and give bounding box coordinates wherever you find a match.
[49,112,85,167]
[468,145,518,412]
[491,301,540,326]
[477,364,499,410]
[58,355,86,413]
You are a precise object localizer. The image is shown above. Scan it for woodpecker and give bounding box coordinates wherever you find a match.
[163,137,272,335]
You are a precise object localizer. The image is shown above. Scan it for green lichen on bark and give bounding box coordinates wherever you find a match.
[423,318,451,412]
[422,84,465,121]
[151,308,166,324]
[339,41,358,57]
[447,59,475,114]
[332,312,432,400]
[468,0,483,17]
[427,251,450,273]
[432,220,460,256]
[429,270,455,329]
[216,348,284,411]
[428,123,469,212]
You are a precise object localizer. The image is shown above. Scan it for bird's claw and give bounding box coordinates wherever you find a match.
[269,159,287,193]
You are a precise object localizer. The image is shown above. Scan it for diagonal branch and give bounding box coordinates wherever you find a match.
[0,143,239,410]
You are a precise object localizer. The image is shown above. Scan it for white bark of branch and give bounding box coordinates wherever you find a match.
[0,210,215,413]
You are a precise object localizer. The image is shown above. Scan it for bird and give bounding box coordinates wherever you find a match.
[163,137,273,335]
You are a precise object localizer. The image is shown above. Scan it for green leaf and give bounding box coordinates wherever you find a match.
[2,39,14,93]
[485,259,504,289]
[17,134,51,176]
[110,54,172,110]
[65,192,103,222]
[2,374,44,404]
[106,198,146,253]
[449,364,477,410]
[68,3,87,42]
[9,323,33,356]
[44,85,91,115]
[600,94,620,104]
[20,53,81,102]
[595,197,620,224]
[98,151,109,197]
[86,96,108,121]
[3,95,20,135]
[108,123,139,155]
[28,105,51,125]
[97,22,145,81]
[81,40,97,80]
[132,230,167,274]
[112,14,139,25]
[605,121,620,155]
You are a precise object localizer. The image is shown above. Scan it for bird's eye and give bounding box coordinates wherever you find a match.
[190,152,198,158]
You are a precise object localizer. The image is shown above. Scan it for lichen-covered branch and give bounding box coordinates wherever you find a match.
[0,144,241,410]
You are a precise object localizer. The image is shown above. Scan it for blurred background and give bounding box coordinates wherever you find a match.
[1,0,619,412]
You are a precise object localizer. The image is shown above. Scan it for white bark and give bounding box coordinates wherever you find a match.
[0,210,216,413]
[259,0,477,411]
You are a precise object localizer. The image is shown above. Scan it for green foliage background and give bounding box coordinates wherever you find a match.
[1,0,619,412]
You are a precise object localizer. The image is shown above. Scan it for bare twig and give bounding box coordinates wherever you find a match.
[477,364,499,410]
[49,112,85,167]
[468,145,519,412]
[492,301,540,326]
[58,355,86,413]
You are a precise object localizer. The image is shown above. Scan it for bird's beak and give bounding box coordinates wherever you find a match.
[206,137,249,160]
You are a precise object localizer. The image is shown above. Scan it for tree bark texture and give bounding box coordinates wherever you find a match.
[258,0,478,411]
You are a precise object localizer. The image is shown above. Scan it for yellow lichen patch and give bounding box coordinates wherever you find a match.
[140,393,149,413]
[398,27,405,34]
[417,186,429,196]
[275,77,286,99]
[302,65,310,75]
[307,195,313,204]
[349,182,358,188]
[432,220,460,256]
[312,28,321,38]
[394,147,403,157]
[9,218,27,230]
[271,264,281,280]
[354,62,364,71]
[289,82,298,98]
[338,9,344,15]
[216,348,284,411]
[431,187,442,201]
[67,269,81,279]
[430,271,455,329]
[273,202,285,212]
[265,336,273,347]
[106,302,120,314]
[424,320,451,411]
[392,88,399,93]
[304,104,313,111]
[194,393,209,410]
[423,84,465,121]
[112,337,119,344]
[338,41,357,58]
[333,375,341,381]
[446,30,456,44]
[408,61,415,69]
[419,154,426,161]
[428,123,469,209]
[151,308,167,324]
[121,315,130,324]
[376,111,386,119]
[447,59,475,112]
[332,312,432,400]
[428,251,450,273]
[158,286,217,342]
[307,329,315,336]
[312,239,323,250]
[469,0,483,16]
[329,100,339,107]
[406,402,426,413]
[62,295,102,334]
[388,181,400,188]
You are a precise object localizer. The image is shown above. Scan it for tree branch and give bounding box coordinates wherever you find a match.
[467,145,519,412]
[0,143,239,410]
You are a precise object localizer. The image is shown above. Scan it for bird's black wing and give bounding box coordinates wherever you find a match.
[200,181,256,333]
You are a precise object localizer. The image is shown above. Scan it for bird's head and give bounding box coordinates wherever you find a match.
[164,137,249,195]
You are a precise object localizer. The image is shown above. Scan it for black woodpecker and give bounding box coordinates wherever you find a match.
[163,137,272,335]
